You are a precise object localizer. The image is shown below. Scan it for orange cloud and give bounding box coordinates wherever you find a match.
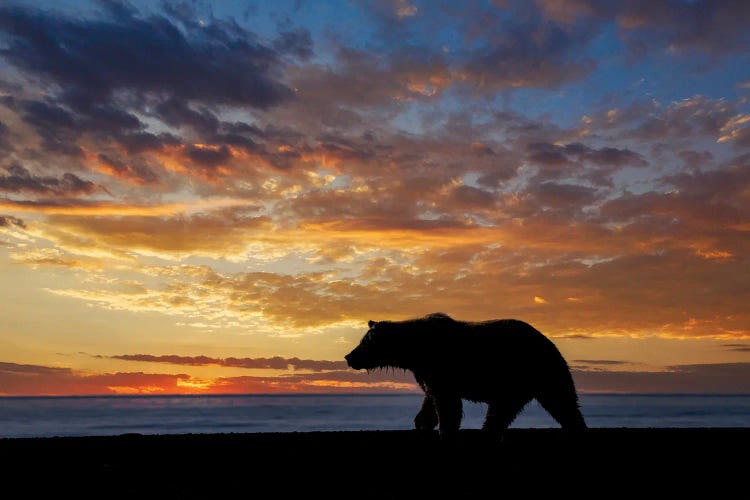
[0,197,259,216]
[0,361,417,396]
[4,360,750,396]
[0,362,196,396]
[108,354,349,371]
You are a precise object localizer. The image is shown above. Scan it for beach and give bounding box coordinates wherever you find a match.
[2,428,747,498]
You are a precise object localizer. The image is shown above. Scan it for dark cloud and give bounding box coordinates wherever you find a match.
[460,10,598,90]
[723,344,750,352]
[539,0,750,57]
[573,363,750,394]
[585,147,647,167]
[0,2,304,179]
[272,28,314,61]
[19,99,83,156]
[527,142,569,166]
[554,334,594,340]
[530,182,599,208]
[525,141,647,186]
[21,100,75,130]
[153,98,220,135]
[117,131,181,154]
[573,359,629,365]
[452,185,496,208]
[0,4,295,109]
[0,164,99,195]
[526,142,647,168]
[0,214,25,228]
[16,97,142,157]
[0,361,70,376]
[184,144,233,168]
[109,354,348,371]
[96,153,160,185]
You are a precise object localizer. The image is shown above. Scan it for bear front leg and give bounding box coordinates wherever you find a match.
[414,395,438,431]
[434,395,462,440]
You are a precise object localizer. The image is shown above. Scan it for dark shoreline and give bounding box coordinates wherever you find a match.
[3,428,747,497]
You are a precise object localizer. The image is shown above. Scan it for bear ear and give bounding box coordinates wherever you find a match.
[368,320,376,328]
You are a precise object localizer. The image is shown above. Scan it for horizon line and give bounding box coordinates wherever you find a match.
[3,392,750,399]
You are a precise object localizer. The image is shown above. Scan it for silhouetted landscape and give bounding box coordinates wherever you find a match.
[2,429,747,498]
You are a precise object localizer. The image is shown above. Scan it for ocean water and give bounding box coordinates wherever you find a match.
[1,394,749,438]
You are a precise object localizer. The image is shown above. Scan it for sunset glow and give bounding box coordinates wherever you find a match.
[1,0,750,396]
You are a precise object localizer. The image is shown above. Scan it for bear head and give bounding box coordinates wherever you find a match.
[345,320,404,370]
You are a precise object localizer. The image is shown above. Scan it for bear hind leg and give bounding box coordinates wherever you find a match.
[536,391,587,431]
[483,396,531,438]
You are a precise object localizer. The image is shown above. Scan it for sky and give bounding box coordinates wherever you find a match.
[1,0,750,396]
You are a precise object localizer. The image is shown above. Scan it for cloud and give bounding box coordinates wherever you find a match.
[394,0,418,19]
[582,95,742,144]
[22,153,749,337]
[32,236,748,338]
[573,359,629,365]
[0,2,309,189]
[525,141,648,186]
[528,182,599,209]
[0,361,193,396]
[0,4,296,109]
[0,214,25,228]
[108,354,349,371]
[0,197,259,217]
[0,164,99,195]
[42,210,269,258]
[184,144,233,168]
[537,0,750,57]
[459,11,597,90]
[9,247,106,270]
[573,363,750,394]
[723,344,750,353]
[0,361,416,396]
[4,359,750,395]
[718,115,750,148]
[599,153,750,249]
[281,46,454,131]
[0,0,747,355]
[95,153,160,185]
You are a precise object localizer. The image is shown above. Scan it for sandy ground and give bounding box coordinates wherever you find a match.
[2,428,747,498]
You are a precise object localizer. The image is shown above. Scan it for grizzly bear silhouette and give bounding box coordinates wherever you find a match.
[345,313,586,438]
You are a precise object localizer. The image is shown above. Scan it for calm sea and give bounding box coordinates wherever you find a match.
[1,394,749,438]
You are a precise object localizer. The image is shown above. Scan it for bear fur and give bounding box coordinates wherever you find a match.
[345,312,586,438]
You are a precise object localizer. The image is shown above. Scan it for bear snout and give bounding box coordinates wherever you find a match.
[344,351,362,370]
